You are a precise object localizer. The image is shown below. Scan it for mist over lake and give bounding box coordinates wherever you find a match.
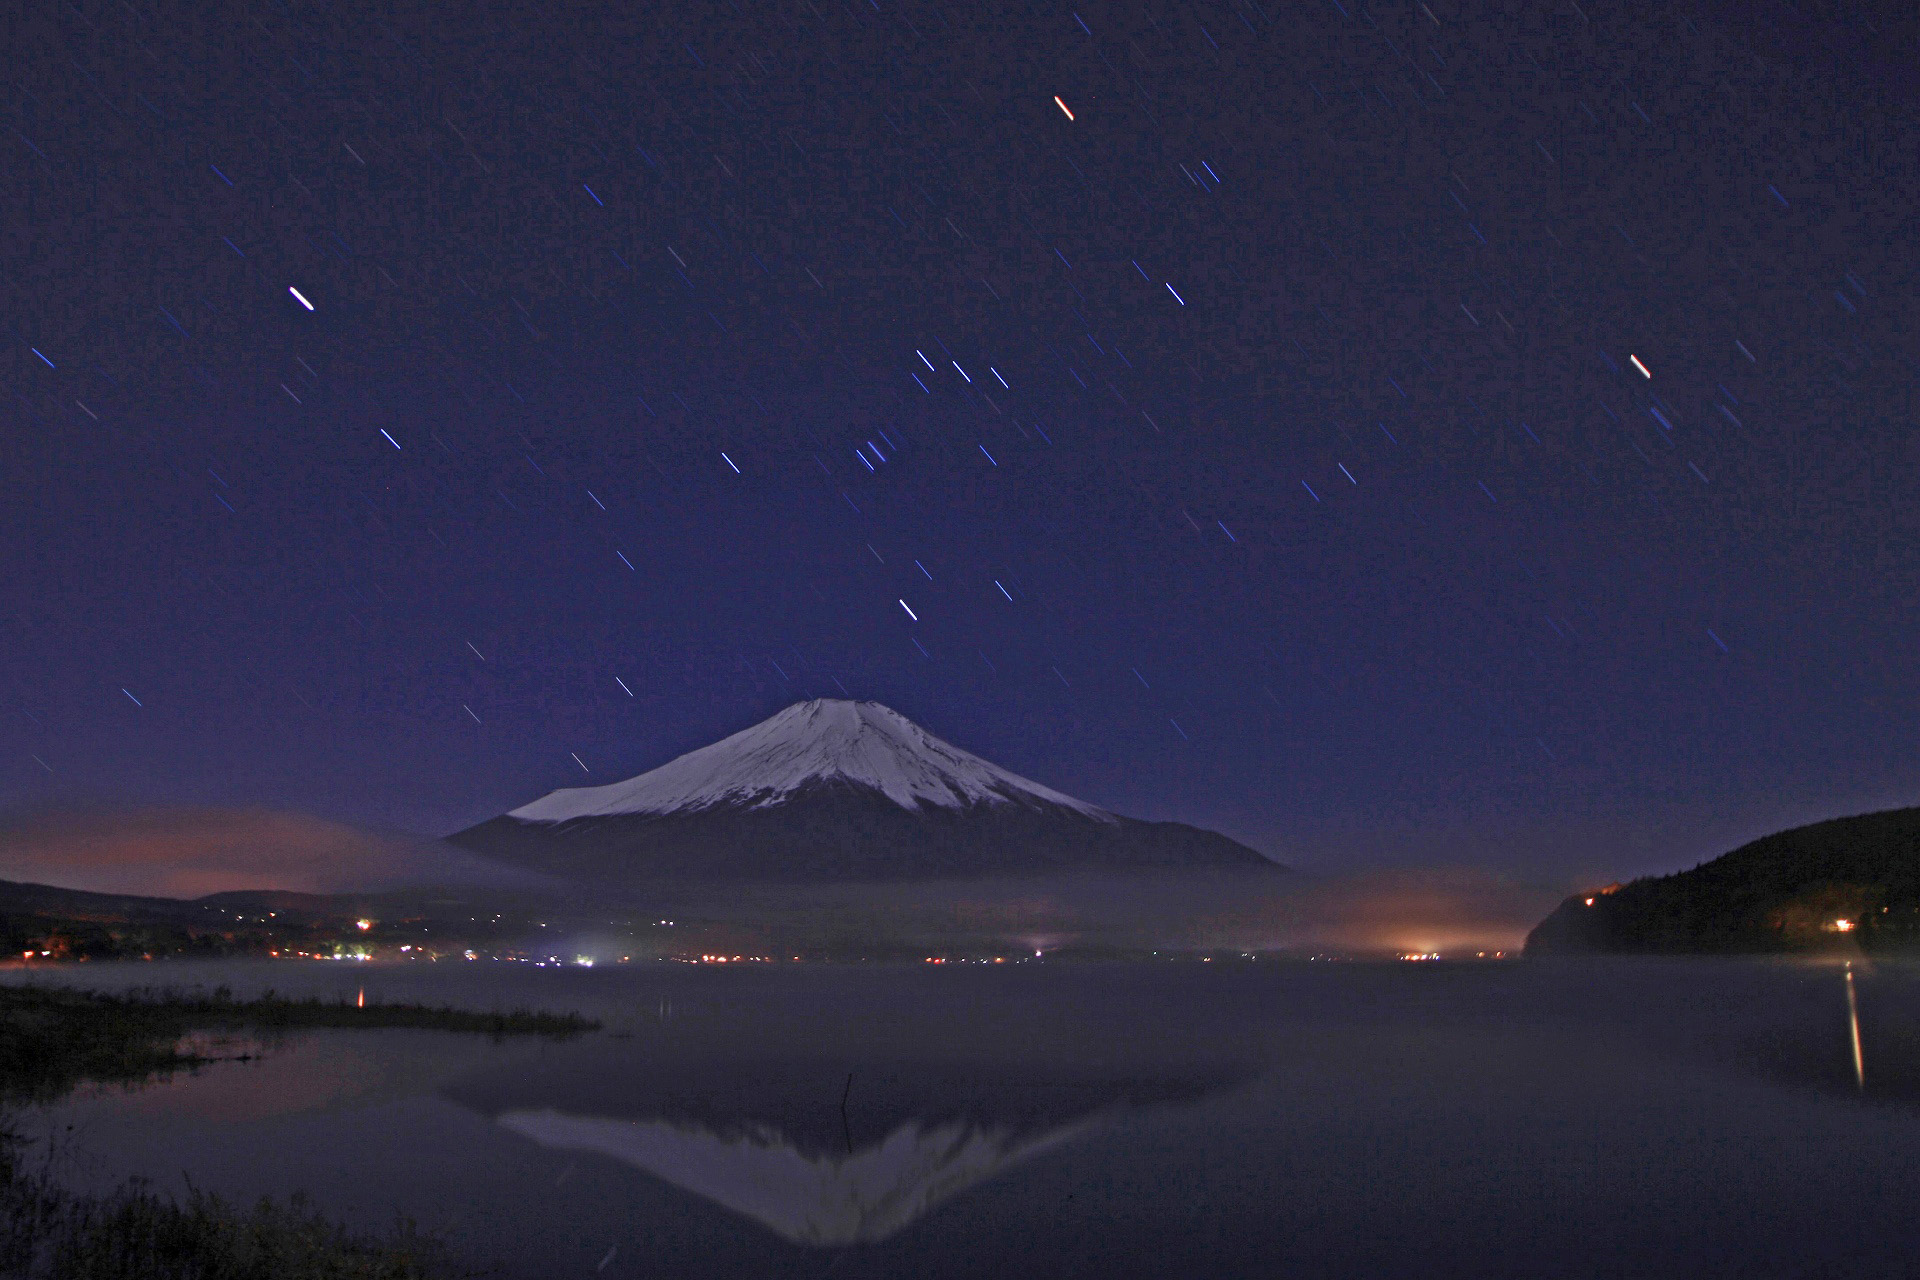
[10,956,1919,1279]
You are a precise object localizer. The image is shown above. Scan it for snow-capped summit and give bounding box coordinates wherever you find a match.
[450,699,1278,883]
[508,698,1113,824]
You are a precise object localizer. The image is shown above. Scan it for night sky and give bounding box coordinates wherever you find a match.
[3,0,1915,883]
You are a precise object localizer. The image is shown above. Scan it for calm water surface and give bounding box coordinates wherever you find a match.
[9,958,1920,1278]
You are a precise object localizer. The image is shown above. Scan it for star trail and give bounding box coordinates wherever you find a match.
[2,0,1916,878]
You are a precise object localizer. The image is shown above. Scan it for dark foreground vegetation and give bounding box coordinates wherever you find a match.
[0,983,599,1277]
[1528,806,1920,955]
[0,984,598,1106]
[0,1152,448,1280]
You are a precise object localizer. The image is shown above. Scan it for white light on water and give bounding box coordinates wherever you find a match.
[1846,965,1865,1090]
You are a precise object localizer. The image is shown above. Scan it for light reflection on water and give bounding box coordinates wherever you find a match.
[1845,963,1865,1089]
[496,1108,1097,1246]
[11,957,1920,1279]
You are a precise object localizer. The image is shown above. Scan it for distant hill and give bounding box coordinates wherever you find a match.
[449,699,1281,885]
[0,879,207,923]
[1525,807,1920,955]
[0,877,270,961]
[0,878,553,961]
[0,879,527,929]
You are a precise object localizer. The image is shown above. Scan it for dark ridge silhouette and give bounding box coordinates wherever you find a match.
[451,779,1277,884]
[1526,806,1920,955]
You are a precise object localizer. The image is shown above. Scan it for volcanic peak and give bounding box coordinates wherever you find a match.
[507,699,1116,824]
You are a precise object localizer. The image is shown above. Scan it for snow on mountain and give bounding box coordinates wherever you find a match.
[450,698,1276,882]
[508,699,1115,824]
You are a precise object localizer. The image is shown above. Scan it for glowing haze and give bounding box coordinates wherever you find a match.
[0,806,533,899]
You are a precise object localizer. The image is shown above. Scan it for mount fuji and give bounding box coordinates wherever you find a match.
[447,699,1279,884]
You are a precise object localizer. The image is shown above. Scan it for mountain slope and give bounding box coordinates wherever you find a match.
[506,699,1112,822]
[448,699,1278,884]
[1525,806,1920,955]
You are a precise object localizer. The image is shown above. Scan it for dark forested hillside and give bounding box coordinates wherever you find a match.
[1526,807,1920,955]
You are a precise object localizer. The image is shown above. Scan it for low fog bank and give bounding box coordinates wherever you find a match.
[582,867,1564,959]
[0,805,1564,956]
[0,805,553,899]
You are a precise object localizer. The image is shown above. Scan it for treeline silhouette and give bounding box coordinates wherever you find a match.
[1527,807,1920,954]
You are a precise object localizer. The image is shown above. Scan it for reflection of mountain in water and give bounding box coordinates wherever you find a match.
[451,1052,1244,1245]
[498,1108,1093,1245]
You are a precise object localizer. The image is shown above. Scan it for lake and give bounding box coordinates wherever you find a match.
[7,956,1920,1278]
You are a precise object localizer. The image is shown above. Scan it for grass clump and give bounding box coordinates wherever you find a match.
[0,981,601,1277]
[0,1135,450,1279]
[0,983,597,1105]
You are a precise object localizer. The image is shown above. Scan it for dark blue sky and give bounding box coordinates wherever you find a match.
[3,0,1915,882]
